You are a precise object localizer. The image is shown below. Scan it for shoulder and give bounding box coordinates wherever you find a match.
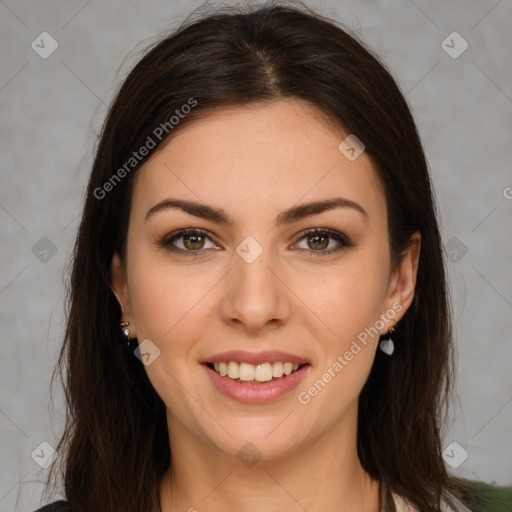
[32,500,71,512]
[390,492,420,511]
[390,491,474,512]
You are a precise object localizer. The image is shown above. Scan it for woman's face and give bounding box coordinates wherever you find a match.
[111,98,419,462]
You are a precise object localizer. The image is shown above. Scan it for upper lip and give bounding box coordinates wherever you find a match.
[202,350,310,366]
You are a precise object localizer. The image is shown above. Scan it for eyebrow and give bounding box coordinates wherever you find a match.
[145,197,367,225]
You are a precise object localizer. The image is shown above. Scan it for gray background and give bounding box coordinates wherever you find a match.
[1,1,511,511]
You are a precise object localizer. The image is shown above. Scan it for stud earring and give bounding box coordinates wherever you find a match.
[120,321,130,338]
[379,326,395,356]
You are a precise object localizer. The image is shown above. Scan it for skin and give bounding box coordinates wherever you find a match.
[110,98,420,512]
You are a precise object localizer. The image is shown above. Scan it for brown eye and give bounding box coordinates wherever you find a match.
[160,228,217,255]
[182,232,206,250]
[307,233,329,251]
[294,228,354,255]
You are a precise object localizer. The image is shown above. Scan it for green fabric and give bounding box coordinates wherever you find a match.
[453,479,512,512]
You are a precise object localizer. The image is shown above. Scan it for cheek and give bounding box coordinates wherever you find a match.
[126,260,211,408]
[128,256,213,342]
[299,254,390,345]
[294,257,388,418]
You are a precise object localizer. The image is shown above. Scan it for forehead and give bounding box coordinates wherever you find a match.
[131,99,386,223]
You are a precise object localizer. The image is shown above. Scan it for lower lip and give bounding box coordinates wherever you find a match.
[202,363,311,404]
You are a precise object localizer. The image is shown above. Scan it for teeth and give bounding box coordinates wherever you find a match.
[210,361,302,382]
[219,362,227,376]
[258,363,277,381]
[227,361,238,379]
[239,362,256,381]
[272,361,284,377]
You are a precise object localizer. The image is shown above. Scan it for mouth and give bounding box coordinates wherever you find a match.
[200,350,312,404]
[203,361,310,383]
[202,360,311,404]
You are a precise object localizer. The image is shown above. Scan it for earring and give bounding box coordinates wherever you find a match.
[379,326,395,356]
[120,321,137,350]
[120,321,130,338]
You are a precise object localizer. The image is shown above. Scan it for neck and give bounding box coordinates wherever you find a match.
[159,407,380,512]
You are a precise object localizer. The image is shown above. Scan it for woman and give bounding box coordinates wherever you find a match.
[36,2,479,511]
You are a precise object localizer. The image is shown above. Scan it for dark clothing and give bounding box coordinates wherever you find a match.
[33,500,70,512]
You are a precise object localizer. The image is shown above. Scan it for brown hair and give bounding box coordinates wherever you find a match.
[44,2,472,511]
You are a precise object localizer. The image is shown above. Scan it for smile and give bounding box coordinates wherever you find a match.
[202,362,311,404]
[207,361,305,383]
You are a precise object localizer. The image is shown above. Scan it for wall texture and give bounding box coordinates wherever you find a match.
[1,1,511,511]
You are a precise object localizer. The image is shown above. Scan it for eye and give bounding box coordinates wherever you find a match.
[159,227,354,257]
[159,228,219,256]
[294,228,354,255]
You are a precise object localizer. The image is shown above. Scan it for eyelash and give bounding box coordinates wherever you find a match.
[158,227,354,257]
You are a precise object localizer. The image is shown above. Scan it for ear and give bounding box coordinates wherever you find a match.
[110,252,136,335]
[382,231,421,326]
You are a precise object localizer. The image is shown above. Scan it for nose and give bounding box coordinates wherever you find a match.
[219,250,291,333]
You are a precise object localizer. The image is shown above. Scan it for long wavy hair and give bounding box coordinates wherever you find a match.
[43,2,473,511]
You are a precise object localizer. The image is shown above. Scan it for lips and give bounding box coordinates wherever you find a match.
[200,350,312,403]
[202,361,311,404]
